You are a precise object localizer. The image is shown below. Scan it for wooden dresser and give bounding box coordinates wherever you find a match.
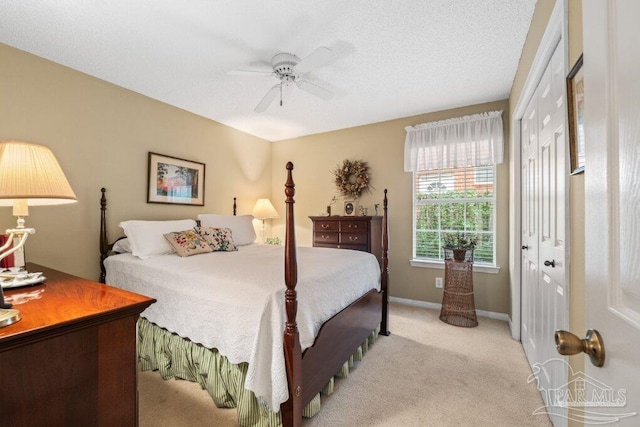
[309,216,383,266]
[0,263,155,427]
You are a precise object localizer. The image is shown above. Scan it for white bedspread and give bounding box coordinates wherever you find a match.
[105,244,380,412]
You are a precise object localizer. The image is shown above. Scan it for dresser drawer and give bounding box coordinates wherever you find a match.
[309,215,382,268]
[314,232,339,244]
[339,232,367,245]
[314,221,339,232]
[341,221,368,232]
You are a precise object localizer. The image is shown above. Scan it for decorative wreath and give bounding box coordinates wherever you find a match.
[332,159,371,199]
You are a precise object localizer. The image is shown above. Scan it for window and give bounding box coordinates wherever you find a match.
[414,165,495,264]
[405,110,503,268]
[474,165,493,184]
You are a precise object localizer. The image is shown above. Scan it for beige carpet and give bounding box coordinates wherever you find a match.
[139,302,551,426]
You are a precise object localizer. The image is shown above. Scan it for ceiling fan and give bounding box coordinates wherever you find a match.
[229,47,336,113]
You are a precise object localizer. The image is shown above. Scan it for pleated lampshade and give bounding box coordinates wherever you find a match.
[252,198,279,220]
[0,141,77,209]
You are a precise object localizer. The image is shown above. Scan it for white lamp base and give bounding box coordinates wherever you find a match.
[0,308,21,328]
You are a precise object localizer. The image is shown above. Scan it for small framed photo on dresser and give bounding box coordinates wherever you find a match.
[344,200,356,216]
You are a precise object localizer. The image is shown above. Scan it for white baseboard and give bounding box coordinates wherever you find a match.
[389,296,510,322]
[508,316,517,340]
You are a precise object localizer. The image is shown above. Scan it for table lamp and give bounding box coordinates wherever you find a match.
[0,141,77,327]
[252,198,279,243]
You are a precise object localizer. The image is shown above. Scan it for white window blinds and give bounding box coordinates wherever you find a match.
[404,110,504,172]
[414,165,496,263]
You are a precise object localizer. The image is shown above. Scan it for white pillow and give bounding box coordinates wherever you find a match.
[120,219,197,259]
[112,238,131,253]
[197,214,256,246]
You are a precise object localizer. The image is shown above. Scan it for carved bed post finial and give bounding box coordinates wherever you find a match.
[100,188,108,283]
[281,161,302,426]
[380,189,390,336]
[233,197,237,216]
[284,162,297,297]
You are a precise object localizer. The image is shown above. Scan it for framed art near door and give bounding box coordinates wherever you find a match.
[567,54,585,174]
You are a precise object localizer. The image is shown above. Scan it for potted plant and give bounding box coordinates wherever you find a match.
[442,232,478,261]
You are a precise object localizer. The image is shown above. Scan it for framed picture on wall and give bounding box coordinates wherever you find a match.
[147,152,205,206]
[567,54,585,175]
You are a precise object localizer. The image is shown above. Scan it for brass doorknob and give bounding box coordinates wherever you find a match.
[555,329,605,367]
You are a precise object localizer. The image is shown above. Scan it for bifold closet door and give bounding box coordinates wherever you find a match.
[520,42,569,427]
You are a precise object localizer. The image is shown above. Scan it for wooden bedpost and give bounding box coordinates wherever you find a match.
[380,189,390,336]
[281,162,302,427]
[233,197,237,216]
[99,188,109,284]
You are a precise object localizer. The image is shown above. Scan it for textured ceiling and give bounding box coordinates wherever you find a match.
[0,0,536,141]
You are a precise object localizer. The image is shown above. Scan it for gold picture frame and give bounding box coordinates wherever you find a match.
[567,54,585,175]
[147,152,205,206]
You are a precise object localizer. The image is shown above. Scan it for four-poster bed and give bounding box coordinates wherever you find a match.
[99,162,389,427]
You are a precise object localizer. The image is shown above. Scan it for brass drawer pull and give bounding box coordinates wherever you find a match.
[321,224,330,229]
[322,235,330,239]
[348,236,358,241]
[348,224,358,229]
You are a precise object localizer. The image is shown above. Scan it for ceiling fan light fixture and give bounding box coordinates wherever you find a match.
[272,53,300,78]
[231,46,336,113]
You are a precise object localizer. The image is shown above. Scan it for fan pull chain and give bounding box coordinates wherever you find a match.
[280,83,283,107]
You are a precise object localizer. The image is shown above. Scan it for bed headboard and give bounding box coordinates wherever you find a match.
[99,189,238,283]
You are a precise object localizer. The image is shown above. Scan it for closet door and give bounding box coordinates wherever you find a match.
[521,87,539,363]
[520,42,569,427]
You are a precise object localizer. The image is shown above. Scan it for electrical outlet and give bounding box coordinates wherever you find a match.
[435,277,443,289]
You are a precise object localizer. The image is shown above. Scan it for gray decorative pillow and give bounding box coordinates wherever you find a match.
[164,229,213,257]
[195,227,238,252]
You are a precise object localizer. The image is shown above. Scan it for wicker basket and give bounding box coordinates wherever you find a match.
[443,247,474,262]
[439,248,478,327]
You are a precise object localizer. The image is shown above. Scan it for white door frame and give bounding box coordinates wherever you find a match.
[509,0,568,340]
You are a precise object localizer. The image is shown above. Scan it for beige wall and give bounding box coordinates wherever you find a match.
[567,1,585,425]
[0,43,272,281]
[0,41,515,315]
[509,0,584,425]
[271,99,511,314]
[1,1,583,320]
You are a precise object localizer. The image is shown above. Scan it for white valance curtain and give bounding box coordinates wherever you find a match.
[404,110,504,172]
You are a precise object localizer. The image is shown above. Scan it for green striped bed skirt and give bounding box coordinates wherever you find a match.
[138,318,380,427]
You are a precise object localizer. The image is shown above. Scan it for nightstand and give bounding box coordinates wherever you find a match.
[0,263,155,426]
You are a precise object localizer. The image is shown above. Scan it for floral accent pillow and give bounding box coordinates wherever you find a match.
[195,227,238,252]
[164,229,213,257]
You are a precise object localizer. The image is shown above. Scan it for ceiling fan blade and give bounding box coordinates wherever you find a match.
[295,47,334,74]
[254,84,280,113]
[296,80,334,101]
[228,69,274,77]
